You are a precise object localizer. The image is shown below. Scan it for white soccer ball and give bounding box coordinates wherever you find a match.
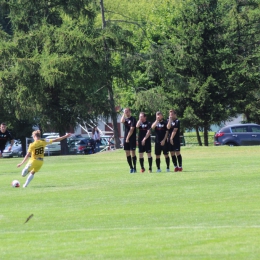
[12,180,20,188]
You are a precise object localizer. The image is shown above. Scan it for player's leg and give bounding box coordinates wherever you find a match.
[146,142,152,173]
[124,142,134,173]
[176,149,182,171]
[130,140,137,172]
[163,143,170,172]
[155,143,162,172]
[23,161,43,187]
[139,142,146,172]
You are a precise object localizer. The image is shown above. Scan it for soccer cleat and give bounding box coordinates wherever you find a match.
[133,168,137,173]
[174,167,179,172]
[166,168,170,172]
[23,184,27,188]
[130,168,134,174]
[156,169,161,173]
[141,168,145,173]
[178,167,183,172]
[148,169,152,173]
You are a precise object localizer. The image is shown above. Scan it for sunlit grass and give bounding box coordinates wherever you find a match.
[0,146,260,259]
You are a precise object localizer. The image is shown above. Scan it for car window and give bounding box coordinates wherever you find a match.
[231,126,248,133]
[250,126,260,132]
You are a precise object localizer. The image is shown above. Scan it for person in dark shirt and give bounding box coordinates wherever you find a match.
[120,108,137,173]
[151,111,170,172]
[167,110,183,171]
[0,123,14,158]
[136,112,152,173]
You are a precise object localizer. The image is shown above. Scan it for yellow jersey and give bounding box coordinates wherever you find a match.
[28,139,53,160]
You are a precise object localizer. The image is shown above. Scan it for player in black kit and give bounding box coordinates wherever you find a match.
[0,123,14,158]
[167,110,183,171]
[151,111,170,172]
[136,112,153,173]
[120,108,137,173]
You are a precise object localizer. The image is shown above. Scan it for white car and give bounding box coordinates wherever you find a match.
[3,140,23,158]
[44,135,61,155]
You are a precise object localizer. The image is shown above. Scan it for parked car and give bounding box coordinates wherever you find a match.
[44,134,84,155]
[75,136,115,154]
[214,123,260,146]
[3,140,23,158]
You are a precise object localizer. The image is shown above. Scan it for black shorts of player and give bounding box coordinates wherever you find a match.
[138,141,152,154]
[155,142,168,156]
[0,146,5,153]
[124,139,136,151]
[168,141,181,152]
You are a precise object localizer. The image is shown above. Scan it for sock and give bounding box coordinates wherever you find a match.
[24,173,34,187]
[127,156,133,169]
[132,156,137,170]
[139,158,144,169]
[172,155,177,167]
[177,154,182,167]
[156,158,160,169]
[165,157,170,169]
[148,157,152,170]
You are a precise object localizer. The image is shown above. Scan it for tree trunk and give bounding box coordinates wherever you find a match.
[195,126,202,146]
[203,125,209,146]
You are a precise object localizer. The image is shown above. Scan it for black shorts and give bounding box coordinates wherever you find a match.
[0,146,5,153]
[168,141,181,152]
[123,140,136,151]
[155,142,168,156]
[138,141,151,153]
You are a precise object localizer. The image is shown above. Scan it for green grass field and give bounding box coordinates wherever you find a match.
[1,146,260,259]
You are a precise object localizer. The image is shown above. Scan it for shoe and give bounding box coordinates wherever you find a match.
[133,168,137,173]
[178,167,183,172]
[156,169,161,173]
[130,168,134,173]
[141,168,145,173]
[23,184,27,188]
[166,168,170,172]
[148,169,152,173]
[174,167,179,172]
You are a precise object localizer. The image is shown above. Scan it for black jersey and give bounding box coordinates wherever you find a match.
[0,130,14,147]
[137,121,151,142]
[154,120,168,143]
[168,119,180,142]
[123,116,137,141]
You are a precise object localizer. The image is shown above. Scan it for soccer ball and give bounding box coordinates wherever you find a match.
[11,180,20,188]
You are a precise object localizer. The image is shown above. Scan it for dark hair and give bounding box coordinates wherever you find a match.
[156,111,162,116]
[169,109,177,114]
[92,127,99,135]
[1,123,6,126]
[140,112,146,117]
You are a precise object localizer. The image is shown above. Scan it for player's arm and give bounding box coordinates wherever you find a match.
[170,128,178,145]
[17,152,31,167]
[8,139,15,151]
[126,127,135,142]
[142,129,151,143]
[161,130,168,145]
[151,120,159,129]
[120,110,127,123]
[136,119,142,128]
[167,117,172,129]
[52,133,72,142]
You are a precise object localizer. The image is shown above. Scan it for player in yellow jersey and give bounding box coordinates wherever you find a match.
[17,130,71,188]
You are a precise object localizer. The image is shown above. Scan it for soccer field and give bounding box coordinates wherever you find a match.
[1,146,260,259]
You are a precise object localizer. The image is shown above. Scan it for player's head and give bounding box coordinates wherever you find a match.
[139,112,146,122]
[32,130,41,139]
[124,108,131,118]
[156,111,163,121]
[0,123,7,132]
[169,109,177,119]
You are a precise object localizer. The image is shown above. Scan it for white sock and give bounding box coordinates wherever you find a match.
[24,173,34,187]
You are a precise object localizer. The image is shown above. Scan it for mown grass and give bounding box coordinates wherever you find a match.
[0,146,260,259]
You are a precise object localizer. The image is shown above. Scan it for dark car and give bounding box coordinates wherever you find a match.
[214,123,260,146]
